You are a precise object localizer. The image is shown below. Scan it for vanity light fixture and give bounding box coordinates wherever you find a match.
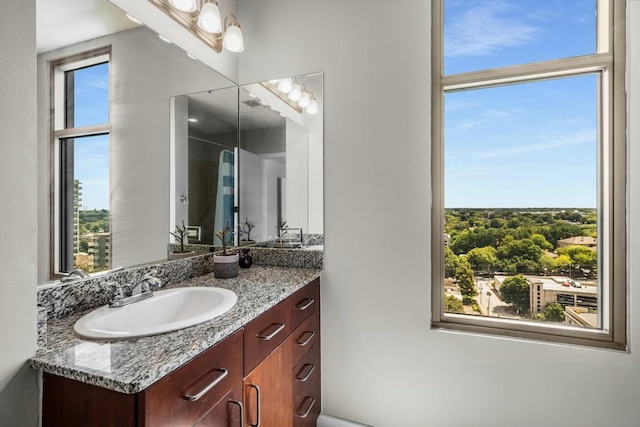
[170,0,197,12]
[197,1,222,33]
[149,0,245,53]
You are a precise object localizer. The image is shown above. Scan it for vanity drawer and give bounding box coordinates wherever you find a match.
[290,279,320,331]
[292,343,321,427]
[291,310,320,367]
[140,329,243,427]
[244,297,292,375]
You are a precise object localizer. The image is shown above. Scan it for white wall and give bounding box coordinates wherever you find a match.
[239,1,640,426]
[0,0,39,424]
[285,118,309,231]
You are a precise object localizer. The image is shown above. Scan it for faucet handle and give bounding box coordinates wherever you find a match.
[108,281,124,303]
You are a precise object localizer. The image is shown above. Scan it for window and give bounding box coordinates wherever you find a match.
[50,48,111,277]
[431,1,626,350]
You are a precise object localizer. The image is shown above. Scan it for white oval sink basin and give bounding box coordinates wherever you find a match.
[74,287,237,340]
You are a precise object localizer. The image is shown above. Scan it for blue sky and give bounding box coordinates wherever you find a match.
[72,63,109,210]
[444,0,598,208]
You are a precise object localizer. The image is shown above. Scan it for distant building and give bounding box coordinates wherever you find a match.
[493,275,599,327]
[564,306,598,328]
[73,180,82,254]
[86,232,110,271]
[444,233,450,247]
[557,236,597,249]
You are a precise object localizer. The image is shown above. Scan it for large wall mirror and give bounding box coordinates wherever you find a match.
[37,0,236,283]
[170,73,324,250]
[239,74,324,245]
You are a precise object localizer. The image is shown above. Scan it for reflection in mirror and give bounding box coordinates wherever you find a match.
[171,87,239,248]
[36,0,237,283]
[239,73,323,247]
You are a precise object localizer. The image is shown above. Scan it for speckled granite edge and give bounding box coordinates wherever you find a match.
[29,266,321,394]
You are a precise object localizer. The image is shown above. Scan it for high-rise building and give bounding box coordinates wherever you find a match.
[73,180,82,254]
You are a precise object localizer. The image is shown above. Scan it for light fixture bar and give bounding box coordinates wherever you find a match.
[147,0,223,52]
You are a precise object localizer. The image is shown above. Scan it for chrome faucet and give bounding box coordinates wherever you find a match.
[60,269,90,282]
[109,270,163,308]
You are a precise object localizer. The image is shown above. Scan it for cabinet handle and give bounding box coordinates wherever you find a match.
[228,399,244,427]
[256,323,285,341]
[295,364,316,382]
[295,298,315,311]
[296,331,315,347]
[296,397,316,418]
[247,384,261,427]
[182,368,228,402]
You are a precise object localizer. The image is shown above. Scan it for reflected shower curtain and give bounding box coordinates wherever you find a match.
[214,149,235,246]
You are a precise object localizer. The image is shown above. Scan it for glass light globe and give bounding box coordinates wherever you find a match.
[306,99,319,115]
[223,24,244,52]
[298,91,311,108]
[277,78,293,94]
[169,0,197,12]
[197,2,222,33]
[288,83,302,102]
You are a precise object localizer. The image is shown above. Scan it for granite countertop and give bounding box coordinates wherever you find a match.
[29,265,321,394]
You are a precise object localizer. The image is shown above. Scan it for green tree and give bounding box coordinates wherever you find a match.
[530,233,553,251]
[466,246,498,272]
[500,275,530,314]
[456,262,477,300]
[444,247,461,278]
[557,245,597,270]
[444,295,464,313]
[544,302,565,322]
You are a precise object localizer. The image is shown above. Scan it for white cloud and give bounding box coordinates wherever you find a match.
[475,129,595,159]
[445,1,539,57]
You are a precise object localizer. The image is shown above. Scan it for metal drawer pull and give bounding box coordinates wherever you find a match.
[296,397,316,418]
[182,368,228,401]
[257,323,285,341]
[228,399,244,427]
[296,331,315,347]
[295,298,315,311]
[247,384,261,427]
[295,364,316,382]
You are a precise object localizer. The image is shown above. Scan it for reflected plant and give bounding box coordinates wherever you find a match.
[170,221,189,253]
[276,218,289,237]
[239,217,256,241]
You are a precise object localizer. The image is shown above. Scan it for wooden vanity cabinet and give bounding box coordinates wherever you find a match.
[43,330,244,427]
[242,278,321,427]
[41,279,321,427]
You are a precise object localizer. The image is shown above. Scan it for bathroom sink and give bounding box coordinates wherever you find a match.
[74,287,237,340]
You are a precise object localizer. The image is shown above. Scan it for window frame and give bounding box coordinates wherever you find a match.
[49,47,112,279]
[430,0,627,350]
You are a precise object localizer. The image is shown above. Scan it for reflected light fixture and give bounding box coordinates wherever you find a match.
[262,79,320,116]
[306,97,319,115]
[298,91,311,109]
[150,0,245,53]
[288,81,302,102]
[277,78,293,94]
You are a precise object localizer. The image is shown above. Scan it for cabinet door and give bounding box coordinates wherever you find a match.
[244,335,293,427]
[140,330,243,426]
[195,382,244,427]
